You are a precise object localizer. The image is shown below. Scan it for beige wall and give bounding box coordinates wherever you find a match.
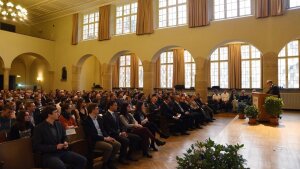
[79,55,101,91]
[0,8,300,94]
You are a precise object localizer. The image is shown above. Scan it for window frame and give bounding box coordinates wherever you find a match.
[210,46,229,89]
[184,50,196,89]
[119,55,131,88]
[115,1,138,35]
[213,0,252,20]
[160,51,174,88]
[82,11,99,41]
[288,0,300,9]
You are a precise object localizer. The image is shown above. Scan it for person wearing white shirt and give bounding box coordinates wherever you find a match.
[221,90,231,112]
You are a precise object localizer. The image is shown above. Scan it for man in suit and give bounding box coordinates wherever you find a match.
[84,103,120,169]
[160,95,189,135]
[32,106,87,169]
[266,80,281,98]
[103,101,141,164]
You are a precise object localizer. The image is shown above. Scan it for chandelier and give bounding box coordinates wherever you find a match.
[0,0,27,22]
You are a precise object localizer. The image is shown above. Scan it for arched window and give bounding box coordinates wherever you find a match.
[160,51,173,88]
[138,60,143,88]
[184,50,195,88]
[210,47,229,88]
[241,45,261,88]
[119,55,131,87]
[278,40,299,88]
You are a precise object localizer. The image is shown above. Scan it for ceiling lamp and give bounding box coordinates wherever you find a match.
[0,0,27,22]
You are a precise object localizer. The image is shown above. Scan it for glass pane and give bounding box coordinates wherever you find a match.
[89,13,95,22]
[131,2,138,13]
[241,45,250,59]
[184,50,192,62]
[159,0,167,8]
[278,47,286,57]
[214,0,225,19]
[241,60,250,88]
[220,62,228,88]
[125,67,131,87]
[124,4,130,15]
[116,6,123,17]
[167,52,173,63]
[168,6,177,26]
[219,47,228,60]
[139,66,143,88]
[290,0,300,8]
[211,49,219,61]
[192,63,196,87]
[120,56,125,66]
[167,65,173,88]
[83,14,89,24]
[185,63,191,88]
[125,55,131,65]
[251,60,261,88]
[178,0,186,4]
[210,62,219,87]
[123,16,130,33]
[119,67,125,87]
[239,0,251,16]
[278,58,286,88]
[116,18,123,34]
[160,52,167,63]
[251,46,261,59]
[168,0,176,6]
[226,0,238,18]
[287,58,299,88]
[131,15,137,32]
[178,4,187,25]
[159,9,167,27]
[287,40,299,56]
[160,65,167,88]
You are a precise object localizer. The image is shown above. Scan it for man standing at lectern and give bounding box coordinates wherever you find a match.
[266,80,281,98]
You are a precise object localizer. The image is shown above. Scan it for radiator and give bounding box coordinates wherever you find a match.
[281,93,300,110]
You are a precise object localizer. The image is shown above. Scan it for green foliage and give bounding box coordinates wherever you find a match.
[237,102,247,114]
[244,105,259,119]
[176,138,248,169]
[264,96,283,117]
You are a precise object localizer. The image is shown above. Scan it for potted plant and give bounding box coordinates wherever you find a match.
[176,138,248,169]
[244,105,259,125]
[264,96,283,126]
[237,102,247,119]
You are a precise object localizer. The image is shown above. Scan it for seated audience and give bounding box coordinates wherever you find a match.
[32,106,87,169]
[59,103,78,129]
[221,90,231,112]
[0,105,15,132]
[8,110,34,140]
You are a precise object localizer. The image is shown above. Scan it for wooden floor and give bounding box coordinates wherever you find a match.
[116,111,300,169]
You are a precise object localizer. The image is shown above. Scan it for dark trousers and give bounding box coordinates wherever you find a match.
[113,135,129,160]
[43,151,87,169]
[131,127,155,153]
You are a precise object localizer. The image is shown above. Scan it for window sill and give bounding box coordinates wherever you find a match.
[212,15,253,22]
[156,24,188,30]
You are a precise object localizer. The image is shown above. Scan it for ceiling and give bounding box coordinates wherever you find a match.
[16,0,114,24]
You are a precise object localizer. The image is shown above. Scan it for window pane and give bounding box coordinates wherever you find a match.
[116,6,123,17]
[160,65,167,88]
[278,58,286,88]
[161,52,167,63]
[115,2,138,35]
[126,55,131,65]
[185,64,191,88]
[167,65,173,88]
[178,0,186,4]
[287,40,299,56]
[239,0,251,16]
[290,0,300,8]
[287,58,299,88]
[211,49,219,61]
[241,45,250,59]
[251,46,261,59]
[251,60,261,88]
[226,0,238,18]
[167,52,173,63]
[131,2,138,13]
[214,0,225,19]
[168,6,177,26]
[211,62,219,87]
[139,65,143,88]
[82,12,99,40]
[214,0,252,20]
[168,0,176,6]
[220,62,228,88]
[241,60,250,88]
[125,67,131,87]
[131,15,137,32]
[119,67,125,87]
[159,9,167,27]
[159,0,167,8]
[278,47,286,57]
[219,47,228,60]
[178,4,187,25]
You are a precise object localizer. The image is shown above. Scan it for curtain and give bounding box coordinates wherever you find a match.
[228,44,241,89]
[173,49,185,86]
[98,5,111,41]
[112,59,119,88]
[270,0,285,16]
[136,0,154,35]
[256,0,269,18]
[155,58,161,88]
[188,0,209,28]
[71,13,79,45]
[130,54,139,88]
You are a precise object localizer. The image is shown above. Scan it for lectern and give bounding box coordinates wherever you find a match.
[252,92,271,122]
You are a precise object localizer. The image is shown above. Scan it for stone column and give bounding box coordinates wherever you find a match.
[102,63,112,91]
[194,57,209,102]
[262,52,278,92]
[3,68,10,90]
[142,61,155,96]
[72,65,81,91]
[48,70,55,91]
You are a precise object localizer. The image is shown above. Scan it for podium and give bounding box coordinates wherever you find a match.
[252,92,271,122]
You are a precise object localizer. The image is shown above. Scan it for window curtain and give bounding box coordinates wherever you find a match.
[173,49,185,86]
[256,0,269,18]
[112,59,119,88]
[270,0,285,16]
[130,54,139,88]
[72,13,79,45]
[136,0,154,35]
[155,59,161,88]
[188,0,209,28]
[228,44,241,89]
[98,5,111,41]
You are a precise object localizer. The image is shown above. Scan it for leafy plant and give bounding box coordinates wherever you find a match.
[244,105,259,119]
[264,96,283,117]
[176,138,248,169]
[237,102,247,114]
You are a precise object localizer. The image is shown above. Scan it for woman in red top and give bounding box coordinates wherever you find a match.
[59,103,78,129]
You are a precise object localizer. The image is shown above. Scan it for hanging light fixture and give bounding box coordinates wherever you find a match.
[0,0,27,22]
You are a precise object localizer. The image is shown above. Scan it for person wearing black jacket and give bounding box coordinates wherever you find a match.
[103,101,141,164]
[266,80,281,98]
[84,103,120,169]
[32,106,87,169]
[8,110,34,140]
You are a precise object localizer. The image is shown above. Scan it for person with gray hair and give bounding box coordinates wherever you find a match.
[266,80,280,98]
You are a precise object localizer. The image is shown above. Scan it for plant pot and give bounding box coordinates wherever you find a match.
[248,118,257,125]
[238,114,246,119]
[270,117,279,126]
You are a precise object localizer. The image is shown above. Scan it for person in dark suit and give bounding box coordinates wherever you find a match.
[266,80,281,98]
[84,103,120,169]
[103,101,141,164]
[160,95,189,135]
[32,106,87,169]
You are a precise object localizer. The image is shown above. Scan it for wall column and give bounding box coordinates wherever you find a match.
[3,68,10,90]
[72,65,81,91]
[48,70,55,91]
[195,57,209,102]
[142,60,154,96]
[262,52,278,92]
[102,63,112,91]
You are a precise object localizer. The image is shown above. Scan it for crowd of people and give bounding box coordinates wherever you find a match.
[0,88,218,169]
